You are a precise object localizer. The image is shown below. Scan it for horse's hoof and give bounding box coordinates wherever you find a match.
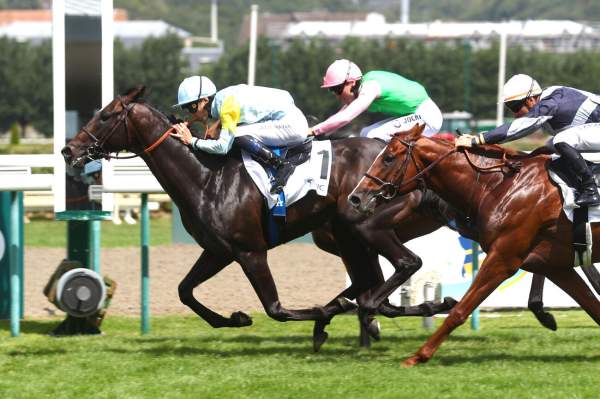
[443,296,458,310]
[230,311,253,327]
[337,297,358,312]
[313,331,329,352]
[367,318,381,341]
[402,355,421,368]
[536,311,558,331]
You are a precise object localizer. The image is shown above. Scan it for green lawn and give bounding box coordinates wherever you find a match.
[1,311,599,398]
[0,143,52,155]
[25,215,172,247]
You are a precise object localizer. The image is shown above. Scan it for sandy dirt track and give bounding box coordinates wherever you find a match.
[24,243,347,318]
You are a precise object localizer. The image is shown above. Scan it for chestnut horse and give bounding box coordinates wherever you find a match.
[61,87,461,349]
[349,123,600,366]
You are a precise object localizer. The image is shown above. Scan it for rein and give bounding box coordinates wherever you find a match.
[80,97,181,162]
[363,139,521,201]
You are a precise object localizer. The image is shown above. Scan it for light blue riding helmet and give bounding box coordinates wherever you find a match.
[173,76,217,108]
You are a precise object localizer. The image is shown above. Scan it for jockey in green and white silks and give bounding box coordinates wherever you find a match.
[309,60,443,141]
[171,76,308,193]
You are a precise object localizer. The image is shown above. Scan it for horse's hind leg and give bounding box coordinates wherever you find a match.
[544,267,600,326]
[527,265,600,331]
[528,273,557,331]
[237,250,345,322]
[178,250,252,328]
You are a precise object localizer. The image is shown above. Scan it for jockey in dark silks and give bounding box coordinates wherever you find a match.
[456,73,600,207]
[171,75,308,193]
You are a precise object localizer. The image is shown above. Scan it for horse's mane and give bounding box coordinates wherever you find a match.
[426,136,549,162]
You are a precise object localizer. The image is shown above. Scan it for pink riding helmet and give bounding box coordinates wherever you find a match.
[321,59,362,88]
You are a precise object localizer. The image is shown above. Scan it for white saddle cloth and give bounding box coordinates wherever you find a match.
[242,140,332,209]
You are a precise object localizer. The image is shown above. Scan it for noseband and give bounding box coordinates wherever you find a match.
[79,97,173,162]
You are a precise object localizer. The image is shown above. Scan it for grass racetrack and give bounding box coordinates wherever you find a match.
[1,310,599,398]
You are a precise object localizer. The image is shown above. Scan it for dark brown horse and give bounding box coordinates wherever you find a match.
[349,123,600,366]
[61,87,462,348]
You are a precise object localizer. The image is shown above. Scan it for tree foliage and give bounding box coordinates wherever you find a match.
[0,38,52,137]
[114,33,189,112]
[201,36,600,126]
[7,34,600,137]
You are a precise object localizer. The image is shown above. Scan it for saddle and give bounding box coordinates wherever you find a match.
[549,157,599,266]
[262,139,313,188]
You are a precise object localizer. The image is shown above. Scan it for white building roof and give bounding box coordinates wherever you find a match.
[65,0,102,16]
[285,13,596,39]
[0,20,191,43]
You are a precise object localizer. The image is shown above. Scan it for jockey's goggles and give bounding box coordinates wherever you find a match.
[505,100,524,114]
[182,101,199,113]
[328,84,345,95]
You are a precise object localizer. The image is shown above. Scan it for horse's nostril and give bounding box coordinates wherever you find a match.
[348,195,361,208]
[61,146,73,163]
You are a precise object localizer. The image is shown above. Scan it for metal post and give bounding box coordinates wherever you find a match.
[496,28,507,127]
[422,281,434,329]
[401,0,410,24]
[247,4,258,86]
[463,39,471,113]
[141,193,150,334]
[211,0,218,42]
[400,285,411,306]
[471,241,480,330]
[89,220,101,273]
[52,0,66,214]
[9,192,20,337]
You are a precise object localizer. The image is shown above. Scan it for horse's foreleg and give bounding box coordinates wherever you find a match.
[313,286,359,352]
[237,250,333,322]
[581,264,600,296]
[528,273,557,331]
[544,267,600,326]
[378,297,458,317]
[403,252,520,367]
[178,250,250,328]
[354,230,423,313]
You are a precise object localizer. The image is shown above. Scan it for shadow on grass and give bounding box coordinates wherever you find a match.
[0,319,59,335]
[5,348,68,357]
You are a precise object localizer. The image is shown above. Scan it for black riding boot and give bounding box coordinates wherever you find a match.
[555,142,600,206]
[234,136,291,194]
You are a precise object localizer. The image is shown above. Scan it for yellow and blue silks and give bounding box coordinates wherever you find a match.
[219,95,241,134]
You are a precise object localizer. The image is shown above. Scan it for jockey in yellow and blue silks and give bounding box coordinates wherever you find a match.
[171,76,309,193]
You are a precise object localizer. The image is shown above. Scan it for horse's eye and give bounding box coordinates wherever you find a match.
[383,153,395,165]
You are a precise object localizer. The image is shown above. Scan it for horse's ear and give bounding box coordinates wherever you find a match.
[123,85,146,103]
[406,123,425,140]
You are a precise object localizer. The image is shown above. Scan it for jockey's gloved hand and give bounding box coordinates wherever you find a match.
[455,134,485,148]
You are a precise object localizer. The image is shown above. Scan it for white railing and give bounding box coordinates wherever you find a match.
[0,155,53,192]
[102,156,163,193]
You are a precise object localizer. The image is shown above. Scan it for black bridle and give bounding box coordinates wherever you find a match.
[77,97,175,164]
[363,139,456,201]
[79,96,137,162]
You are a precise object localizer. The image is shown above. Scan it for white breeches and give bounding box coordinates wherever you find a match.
[552,123,600,152]
[235,106,309,147]
[359,98,443,142]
